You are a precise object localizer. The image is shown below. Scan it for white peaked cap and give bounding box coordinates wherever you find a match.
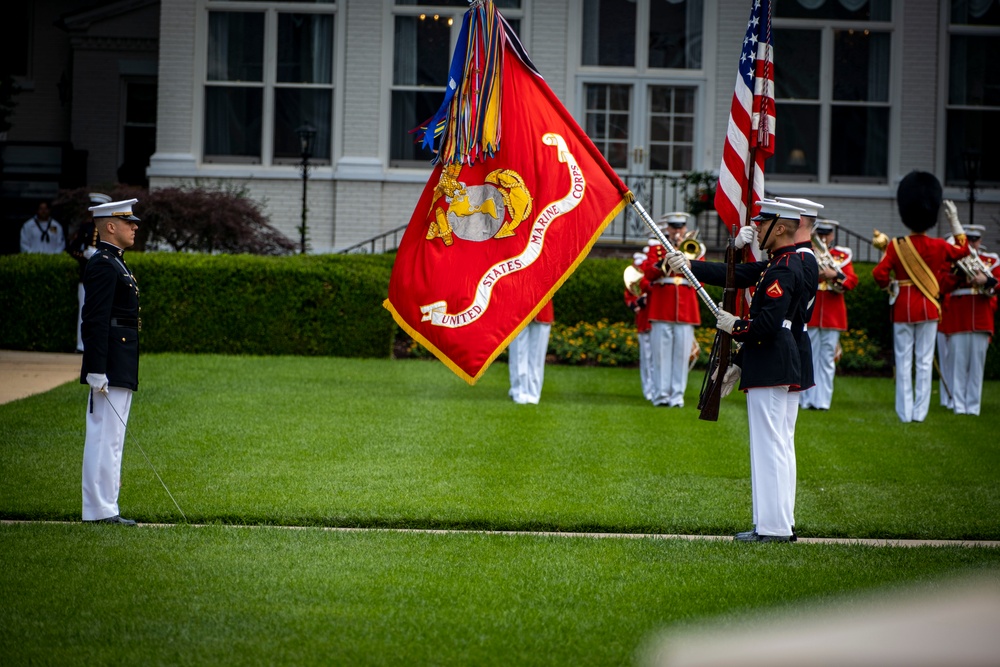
[89,192,112,205]
[775,196,824,217]
[753,198,806,221]
[89,198,140,221]
[814,219,839,232]
[658,211,693,226]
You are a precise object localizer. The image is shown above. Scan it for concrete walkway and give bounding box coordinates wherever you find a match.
[0,350,81,404]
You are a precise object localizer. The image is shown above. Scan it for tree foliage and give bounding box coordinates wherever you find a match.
[54,184,296,255]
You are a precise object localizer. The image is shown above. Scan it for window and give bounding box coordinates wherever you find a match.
[945,1,1000,185]
[120,80,158,186]
[578,0,704,175]
[772,1,893,183]
[389,1,522,167]
[581,0,703,69]
[204,3,335,165]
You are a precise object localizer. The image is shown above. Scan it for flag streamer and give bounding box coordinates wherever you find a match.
[418,1,505,166]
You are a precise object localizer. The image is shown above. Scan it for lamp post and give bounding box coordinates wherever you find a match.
[962,148,981,228]
[296,123,316,254]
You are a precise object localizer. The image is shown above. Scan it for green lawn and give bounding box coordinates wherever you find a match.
[1,355,998,665]
[2,355,997,538]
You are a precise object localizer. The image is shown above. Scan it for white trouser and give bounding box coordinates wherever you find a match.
[801,328,839,410]
[893,321,937,423]
[937,332,953,408]
[508,322,551,404]
[784,390,799,527]
[949,332,989,416]
[638,331,654,401]
[746,386,794,537]
[83,386,132,521]
[77,282,86,352]
[649,321,694,407]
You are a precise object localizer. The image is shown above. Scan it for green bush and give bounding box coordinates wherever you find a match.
[4,252,997,378]
[0,253,395,357]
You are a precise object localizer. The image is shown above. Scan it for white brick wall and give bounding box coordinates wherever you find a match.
[898,0,939,174]
[155,0,196,155]
[144,0,999,257]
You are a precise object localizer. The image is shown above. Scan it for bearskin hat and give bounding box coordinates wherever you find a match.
[896,171,942,233]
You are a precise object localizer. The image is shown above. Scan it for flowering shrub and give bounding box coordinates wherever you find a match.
[549,319,640,366]
[837,328,888,374]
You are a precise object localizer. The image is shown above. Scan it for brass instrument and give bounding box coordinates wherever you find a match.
[956,245,991,283]
[623,264,645,297]
[810,232,840,273]
[678,229,706,261]
[872,229,889,252]
[811,232,846,293]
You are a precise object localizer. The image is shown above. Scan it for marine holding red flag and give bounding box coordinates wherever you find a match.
[384,1,630,384]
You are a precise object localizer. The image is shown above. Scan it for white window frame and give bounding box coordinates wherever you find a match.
[771,2,902,188]
[381,0,527,174]
[198,0,340,168]
[936,1,1000,188]
[569,0,715,177]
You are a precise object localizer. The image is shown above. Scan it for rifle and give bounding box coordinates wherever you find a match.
[697,238,737,421]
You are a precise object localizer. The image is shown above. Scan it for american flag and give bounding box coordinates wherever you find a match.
[715,0,775,239]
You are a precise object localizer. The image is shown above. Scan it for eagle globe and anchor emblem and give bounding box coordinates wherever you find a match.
[425,163,533,246]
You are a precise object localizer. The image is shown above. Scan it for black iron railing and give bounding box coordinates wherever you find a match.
[337,224,408,254]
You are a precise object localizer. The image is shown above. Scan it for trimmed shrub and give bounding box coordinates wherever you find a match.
[3,252,997,379]
[0,253,395,357]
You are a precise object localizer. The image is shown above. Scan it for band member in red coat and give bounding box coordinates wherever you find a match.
[800,220,858,410]
[640,212,702,407]
[938,224,999,416]
[508,300,554,405]
[624,251,654,400]
[872,172,969,423]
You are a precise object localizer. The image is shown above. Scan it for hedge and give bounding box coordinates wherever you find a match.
[2,253,997,378]
[0,253,396,358]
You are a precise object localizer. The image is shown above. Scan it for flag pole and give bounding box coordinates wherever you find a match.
[630,199,721,318]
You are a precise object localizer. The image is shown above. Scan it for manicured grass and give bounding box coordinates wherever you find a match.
[2,355,999,665]
[1,354,998,539]
[2,523,999,666]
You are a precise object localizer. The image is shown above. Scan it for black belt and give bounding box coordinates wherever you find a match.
[110,318,139,329]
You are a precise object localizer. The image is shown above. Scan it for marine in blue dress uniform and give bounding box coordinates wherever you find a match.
[669,200,806,542]
[79,198,141,525]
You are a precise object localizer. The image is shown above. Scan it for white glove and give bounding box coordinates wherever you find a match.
[82,246,98,259]
[943,200,965,237]
[715,307,738,334]
[734,225,757,250]
[666,250,689,273]
[720,364,741,398]
[86,373,109,394]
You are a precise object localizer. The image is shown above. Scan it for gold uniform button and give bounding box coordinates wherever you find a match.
[121,337,126,342]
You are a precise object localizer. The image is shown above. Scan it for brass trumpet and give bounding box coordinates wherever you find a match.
[678,230,706,261]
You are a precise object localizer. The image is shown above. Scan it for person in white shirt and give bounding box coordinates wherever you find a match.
[20,201,66,254]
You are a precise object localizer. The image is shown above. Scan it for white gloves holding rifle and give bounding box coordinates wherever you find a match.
[943,200,965,238]
[86,373,109,394]
[715,307,738,334]
[733,225,757,250]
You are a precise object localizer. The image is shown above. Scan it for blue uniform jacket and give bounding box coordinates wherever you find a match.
[80,241,140,390]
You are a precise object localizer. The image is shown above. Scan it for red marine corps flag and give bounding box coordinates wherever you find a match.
[384,1,630,384]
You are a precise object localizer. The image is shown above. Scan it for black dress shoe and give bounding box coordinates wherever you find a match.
[734,530,792,543]
[86,515,137,526]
